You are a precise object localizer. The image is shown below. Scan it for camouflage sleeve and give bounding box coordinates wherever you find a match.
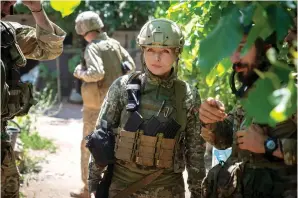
[88,156,106,192]
[184,85,205,198]
[12,22,65,60]
[88,76,127,192]
[119,45,136,72]
[274,115,297,165]
[280,138,297,165]
[80,43,105,82]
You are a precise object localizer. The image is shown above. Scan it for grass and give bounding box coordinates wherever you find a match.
[20,131,57,153]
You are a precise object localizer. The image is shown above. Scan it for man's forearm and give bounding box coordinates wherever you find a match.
[31,7,54,33]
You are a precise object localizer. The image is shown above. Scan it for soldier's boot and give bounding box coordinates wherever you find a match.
[70,188,89,198]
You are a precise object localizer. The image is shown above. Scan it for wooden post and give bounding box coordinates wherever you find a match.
[56,57,61,102]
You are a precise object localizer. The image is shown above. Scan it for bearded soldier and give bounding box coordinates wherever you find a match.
[200,23,297,198]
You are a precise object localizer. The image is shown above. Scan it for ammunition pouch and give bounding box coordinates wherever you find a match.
[115,129,138,162]
[2,81,35,121]
[155,136,175,168]
[115,129,176,169]
[136,133,157,167]
[201,158,244,198]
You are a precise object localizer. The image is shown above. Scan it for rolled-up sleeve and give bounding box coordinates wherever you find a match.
[12,22,65,60]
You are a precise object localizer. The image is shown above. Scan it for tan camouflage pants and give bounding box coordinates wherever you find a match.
[81,107,100,191]
[109,178,185,198]
[1,141,19,198]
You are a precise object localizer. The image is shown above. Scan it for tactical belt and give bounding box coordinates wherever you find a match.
[113,169,164,198]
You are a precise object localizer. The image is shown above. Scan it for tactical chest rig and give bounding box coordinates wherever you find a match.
[109,72,188,197]
[115,72,187,169]
[1,21,35,134]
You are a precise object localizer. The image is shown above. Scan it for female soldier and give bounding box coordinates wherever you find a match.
[88,18,205,198]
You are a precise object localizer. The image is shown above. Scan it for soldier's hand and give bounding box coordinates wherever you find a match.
[22,1,42,12]
[199,97,227,124]
[73,65,86,79]
[90,192,96,198]
[236,124,267,153]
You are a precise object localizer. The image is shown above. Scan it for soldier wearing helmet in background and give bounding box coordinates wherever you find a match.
[1,0,65,197]
[86,18,205,198]
[70,11,135,198]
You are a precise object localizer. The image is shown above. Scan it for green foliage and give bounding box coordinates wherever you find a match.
[11,115,57,153]
[31,63,60,115]
[68,54,81,73]
[158,1,238,112]
[17,150,44,174]
[164,1,296,125]
[199,7,242,75]
[20,132,56,153]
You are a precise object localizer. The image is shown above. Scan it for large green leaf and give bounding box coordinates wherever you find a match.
[241,3,273,56]
[269,88,291,122]
[241,77,277,126]
[198,7,243,76]
[269,75,297,123]
[267,5,293,41]
[240,3,256,26]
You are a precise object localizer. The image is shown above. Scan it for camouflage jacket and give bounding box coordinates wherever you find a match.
[202,106,297,167]
[88,70,205,197]
[74,32,135,109]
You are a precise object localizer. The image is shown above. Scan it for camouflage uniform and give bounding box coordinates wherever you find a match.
[201,106,297,198]
[73,11,135,193]
[1,21,65,198]
[88,19,205,198]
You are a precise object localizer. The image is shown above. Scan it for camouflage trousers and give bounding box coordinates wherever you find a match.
[81,107,100,191]
[1,141,19,198]
[109,178,185,198]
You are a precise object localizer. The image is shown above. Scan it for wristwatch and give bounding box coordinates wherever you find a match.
[264,137,278,156]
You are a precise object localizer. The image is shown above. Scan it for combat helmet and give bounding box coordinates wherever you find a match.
[75,11,104,36]
[137,18,184,53]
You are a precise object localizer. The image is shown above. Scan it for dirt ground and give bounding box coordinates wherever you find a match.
[20,101,190,198]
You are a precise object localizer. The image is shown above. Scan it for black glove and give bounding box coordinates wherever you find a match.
[85,129,115,166]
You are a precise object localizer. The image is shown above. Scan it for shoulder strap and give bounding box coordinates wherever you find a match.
[174,80,187,134]
[113,169,164,198]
